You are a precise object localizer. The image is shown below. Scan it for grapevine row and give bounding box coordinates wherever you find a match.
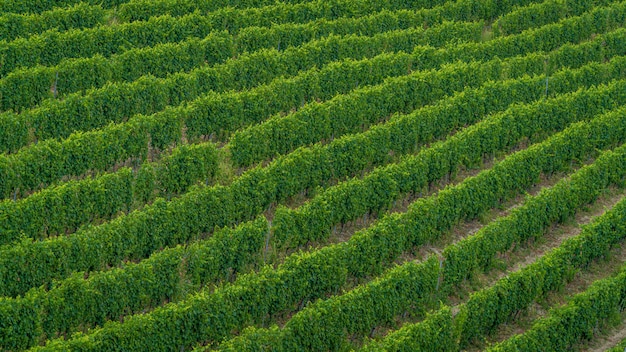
[2,40,621,266]
[3,57,620,346]
[0,12,483,114]
[0,0,127,15]
[363,155,626,351]
[229,1,626,166]
[0,0,490,77]
[271,56,626,249]
[0,218,268,351]
[217,107,626,352]
[6,1,605,151]
[0,143,218,244]
[0,3,108,42]
[487,253,626,351]
[1,53,623,301]
[37,94,626,352]
[0,22,478,154]
[0,20,594,202]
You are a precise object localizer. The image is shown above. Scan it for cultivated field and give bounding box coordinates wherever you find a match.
[1,0,626,351]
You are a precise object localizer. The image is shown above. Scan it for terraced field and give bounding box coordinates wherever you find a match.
[1,0,626,351]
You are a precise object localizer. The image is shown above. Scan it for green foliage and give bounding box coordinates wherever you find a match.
[365,146,626,350]
[0,3,108,41]
[0,141,218,244]
[0,217,268,350]
[271,61,626,249]
[229,1,626,166]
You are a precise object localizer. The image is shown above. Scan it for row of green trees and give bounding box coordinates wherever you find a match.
[38,92,626,352]
[216,107,626,352]
[228,1,626,166]
[271,57,626,249]
[0,2,108,42]
[0,142,218,243]
[363,144,626,351]
[0,217,268,351]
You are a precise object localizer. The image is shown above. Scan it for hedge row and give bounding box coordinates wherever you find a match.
[0,2,108,42]
[271,56,626,249]
[216,106,626,352]
[0,142,218,244]
[364,149,626,351]
[228,1,626,166]
[41,91,626,352]
[0,217,268,351]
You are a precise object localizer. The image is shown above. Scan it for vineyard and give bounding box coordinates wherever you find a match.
[2,0,626,351]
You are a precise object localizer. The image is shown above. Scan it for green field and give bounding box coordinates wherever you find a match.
[1,0,626,350]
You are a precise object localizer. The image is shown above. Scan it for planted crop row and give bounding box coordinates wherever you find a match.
[229,1,626,166]
[0,30,234,112]
[37,93,626,352]
[0,20,565,200]
[217,107,626,352]
[0,49,622,299]
[487,259,626,351]
[0,0,501,78]
[0,0,127,15]
[0,3,108,42]
[0,217,268,351]
[4,58,620,346]
[364,158,626,351]
[271,56,626,249]
[0,0,572,114]
[5,2,606,155]
[0,106,198,200]
[0,23,474,155]
[0,41,626,262]
[114,0,471,24]
[492,0,613,36]
[0,142,218,244]
[0,25,472,199]
[0,13,483,115]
